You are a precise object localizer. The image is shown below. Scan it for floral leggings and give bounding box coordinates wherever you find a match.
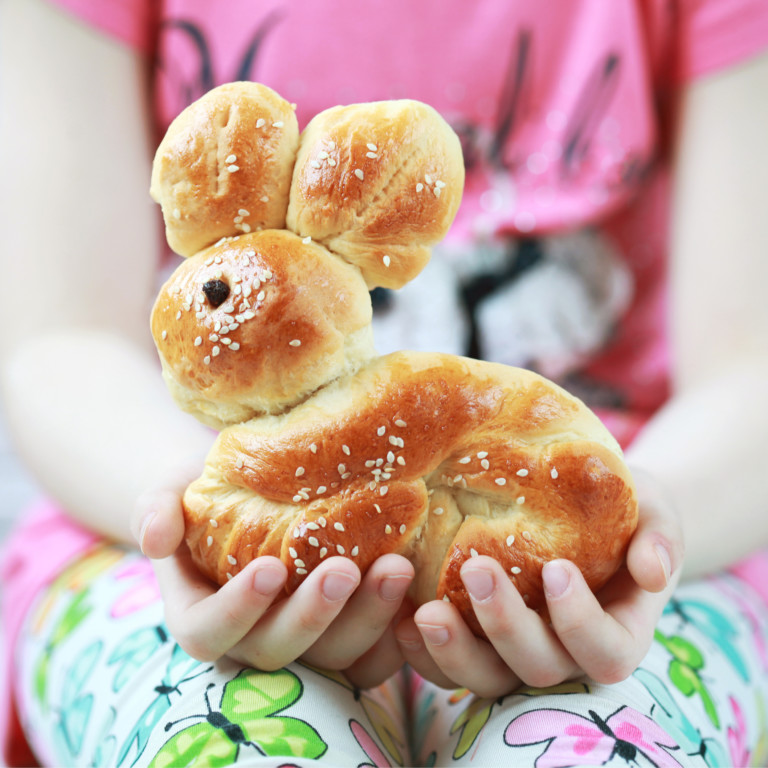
[15,542,768,767]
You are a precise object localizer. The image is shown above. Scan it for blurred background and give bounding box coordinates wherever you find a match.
[0,413,38,546]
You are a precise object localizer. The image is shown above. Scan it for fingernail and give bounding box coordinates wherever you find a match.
[138,512,156,555]
[462,568,495,603]
[322,571,358,602]
[252,565,285,595]
[379,575,410,601]
[416,623,450,646]
[543,561,571,598]
[655,543,672,586]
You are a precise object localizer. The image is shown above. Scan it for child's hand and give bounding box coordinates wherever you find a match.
[394,470,683,697]
[132,473,415,689]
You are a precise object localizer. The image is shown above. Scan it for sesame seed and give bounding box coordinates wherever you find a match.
[296,567,308,575]
[289,339,302,347]
[227,572,233,580]
[354,169,364,180]
[380,486,389,496]
[261,195,269,203]
[318,151,329,160]
[272,121,284,128]
[292,495,302,502]
[433,187,442,198]
[458,457,471,464]
[318,517,327,527]
[377,426,386,436]
[366,143,378,152]
[517,496,526,504]
[309,537,319,547]
[328,158,337,167]
[495,478,507,486]
[511,566,522,575]
[207,536,213,546]
[425,174,433,184]
[289,547,298,558]
[342,445,351,456]
[516,469,529,477]
[551,468,559,479]
[302,236,312,244]
[225,154,237,164]
[374,504,382,513]
[306,522,320,531]
[227,165,240,172]
[470,548,479,558]
[366,152,378,159]
[522,531,532,540]
[161,330,168,340]
[235,458,244,469]
[238,208,250,216]
[433,507,444,515]
[227,555,237,565]
[317,485,327,494]
[383,255,391,267]
[385,525,392,534]
[230,343,240,351]
[336,544,345,555]
[203,355,211,365]
[310,160,321,169]
[295,467,305,477]
[397,457,406,466]
[319,547,328,558]
[481,459,490,470]
[337,464,346,475]
[210,520,218,528]
[256,118,266,128]
[416,183,424,192]
[310,443,318,453]
[351,546,359,557]
[295,559,305,568]
[395,419,407,428]
[506,535,515,546]
[334,522,344,532]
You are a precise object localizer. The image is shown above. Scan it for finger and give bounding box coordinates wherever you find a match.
[626,467,684,593]
[154,552,288,662]
[543,559,662,684]
[395,615,461,691]
[230,557,361,670]
[461,558,579,689]
[411,600,522,698]
[301,554,414,669]
[344,601,413,690]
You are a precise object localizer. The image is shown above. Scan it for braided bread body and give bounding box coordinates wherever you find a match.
[183,351,636,633]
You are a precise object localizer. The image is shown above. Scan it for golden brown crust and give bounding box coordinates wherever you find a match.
[286,100,465,289]
[183,352,638,633]
[150,82,299,257]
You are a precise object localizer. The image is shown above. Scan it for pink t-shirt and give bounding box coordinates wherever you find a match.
[2,1,767,764]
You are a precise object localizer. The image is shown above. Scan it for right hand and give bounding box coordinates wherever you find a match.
[131,471,415,689]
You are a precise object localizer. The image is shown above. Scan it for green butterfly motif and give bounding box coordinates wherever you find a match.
[654,629,720,728]
[34,588,93,707]
[148,667,327,767]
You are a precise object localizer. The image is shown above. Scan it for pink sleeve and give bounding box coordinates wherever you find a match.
[45,0,155,54]
[675,0,768,80]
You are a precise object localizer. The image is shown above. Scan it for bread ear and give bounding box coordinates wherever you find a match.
[287,99,465,289]
[150,82,300,257]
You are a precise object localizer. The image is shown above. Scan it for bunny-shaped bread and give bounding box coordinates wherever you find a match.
[150,82,638,635]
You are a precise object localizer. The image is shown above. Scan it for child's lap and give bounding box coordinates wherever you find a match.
[13,542,768,767]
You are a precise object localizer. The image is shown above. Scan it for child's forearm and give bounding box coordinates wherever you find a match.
[626,360,768,579]
[1,328,214,543]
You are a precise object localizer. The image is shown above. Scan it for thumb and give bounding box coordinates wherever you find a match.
[132,460,202,558]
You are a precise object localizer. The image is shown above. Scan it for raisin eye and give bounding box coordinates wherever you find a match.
[202,279,230,308]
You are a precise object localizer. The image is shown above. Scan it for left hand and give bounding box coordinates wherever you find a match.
[394,470,683,698]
